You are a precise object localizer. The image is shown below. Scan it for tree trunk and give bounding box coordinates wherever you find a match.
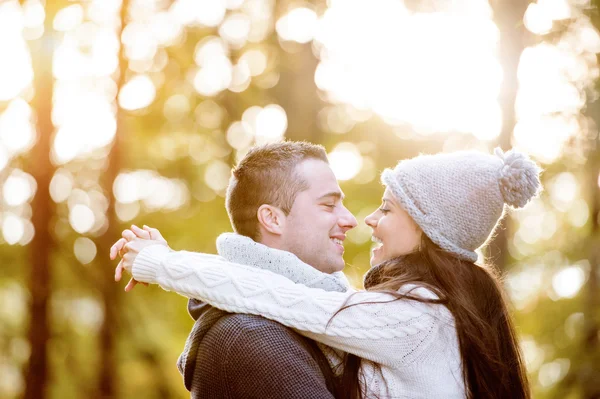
[271,1,323,144]
[583,142,600,398]
[23,6,57,399]
[95,0,129,397]
[487,0,531,270]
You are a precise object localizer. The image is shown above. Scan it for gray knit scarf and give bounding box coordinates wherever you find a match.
[177,233,351,391]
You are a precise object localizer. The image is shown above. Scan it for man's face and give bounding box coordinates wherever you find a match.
[280,159,357,274]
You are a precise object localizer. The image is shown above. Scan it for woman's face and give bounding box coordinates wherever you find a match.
[365,188,422,266]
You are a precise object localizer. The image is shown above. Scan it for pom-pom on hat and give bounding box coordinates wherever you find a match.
[381,148,542,262]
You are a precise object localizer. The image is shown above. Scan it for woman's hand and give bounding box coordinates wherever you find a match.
[111,225,170,291]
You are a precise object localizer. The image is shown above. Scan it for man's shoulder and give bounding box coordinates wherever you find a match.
[203,312,321,361]
[207,313,297,345]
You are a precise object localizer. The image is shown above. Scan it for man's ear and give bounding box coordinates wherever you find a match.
[257,204,286,235]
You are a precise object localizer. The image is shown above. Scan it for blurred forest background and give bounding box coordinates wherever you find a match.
[0,0,599,397]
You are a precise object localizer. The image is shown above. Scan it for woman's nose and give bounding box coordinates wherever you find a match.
[364,211,378,228]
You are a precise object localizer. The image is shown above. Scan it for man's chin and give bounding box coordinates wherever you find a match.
[330,258,346,273]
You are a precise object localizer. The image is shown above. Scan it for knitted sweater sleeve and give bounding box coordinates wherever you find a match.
[133,245,443,367]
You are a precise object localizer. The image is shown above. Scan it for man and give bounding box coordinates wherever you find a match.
[113,141,357,398]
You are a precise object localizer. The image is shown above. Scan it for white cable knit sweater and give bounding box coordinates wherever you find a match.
[133,245,466,398]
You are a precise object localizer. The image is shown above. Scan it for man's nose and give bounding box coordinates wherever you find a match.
[339,206,358,230]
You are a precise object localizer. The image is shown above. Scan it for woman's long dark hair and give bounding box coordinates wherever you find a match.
[338,235,530,399]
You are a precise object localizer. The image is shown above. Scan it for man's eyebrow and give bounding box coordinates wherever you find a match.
[318,191,344,201]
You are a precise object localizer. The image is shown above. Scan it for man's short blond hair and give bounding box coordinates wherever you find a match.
[225,141,328,241]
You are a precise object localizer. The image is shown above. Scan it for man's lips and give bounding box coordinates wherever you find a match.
[330,235,345,252]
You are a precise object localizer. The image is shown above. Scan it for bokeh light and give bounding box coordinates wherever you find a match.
[0,99,36,155]
[3,169,36,207]
[276,7,318,44]
[0,1,33,102]
[113,170,190,211]
[314,0,502,139]
[552,266,586,299]
[69,204,95,234]
[73,237,97,264]
[2,214,25,245]
[118,75,157,111]
[328,142,363,181]
[254,104,287,143]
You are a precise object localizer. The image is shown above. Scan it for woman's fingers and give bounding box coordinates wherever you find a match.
[143,225,166,243]
[131,224,151,239]
[114,259,124,282]
[122,229,136,241]
[110,238,127,260]
[125,278,137,292]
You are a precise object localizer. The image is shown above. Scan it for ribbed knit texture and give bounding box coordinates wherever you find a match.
[177,233,349,391]
[133,245,466,398]
[381,148,541,262]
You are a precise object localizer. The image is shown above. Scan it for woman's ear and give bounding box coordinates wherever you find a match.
[257,204,286,235]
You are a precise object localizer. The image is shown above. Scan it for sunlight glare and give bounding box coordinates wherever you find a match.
[0,2,33,102]
[151,11,184,46]
[53,4,83,32]
[524,3,553,35]
[276,7,318,44]
[3,170,35,207]
[171,0,226,27]
[194,36,229,66]
[118,75,156,111]
[315,0,502,138]
[2,214,25,245]
[122,21,158,61]
[0,146,9,173]
[53,92,117,164]
[0,99,35,155]
[50,170,74,203]
[114,170,189,211]
[328,142,363,181]
[552,266,585,299]
[69,204,95,234]
[226,121,254,149]
[219,12,251,48]
[254,105,287,143]
[22,0,45,29]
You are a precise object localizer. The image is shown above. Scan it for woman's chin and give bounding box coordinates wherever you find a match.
[370,248,383,266]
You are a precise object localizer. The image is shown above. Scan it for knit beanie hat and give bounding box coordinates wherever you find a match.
[381,148,542,262]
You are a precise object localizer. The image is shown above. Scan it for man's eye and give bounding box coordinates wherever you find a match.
[379,207,390,214]
[324,204,336,209]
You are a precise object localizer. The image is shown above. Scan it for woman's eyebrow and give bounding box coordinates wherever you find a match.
[382,197,395,207]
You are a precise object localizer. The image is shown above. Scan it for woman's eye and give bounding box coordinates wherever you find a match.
[325,204,336,209]
[379,207,390,214]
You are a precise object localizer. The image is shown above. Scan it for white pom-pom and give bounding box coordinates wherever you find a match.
[494,148,542,208]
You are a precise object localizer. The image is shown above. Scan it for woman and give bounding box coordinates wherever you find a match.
[126,148,539,398]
